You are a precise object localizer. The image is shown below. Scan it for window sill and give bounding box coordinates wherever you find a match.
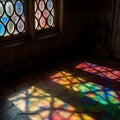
[0,30,61,49]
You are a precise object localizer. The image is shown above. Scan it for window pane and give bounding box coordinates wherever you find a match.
[0,0,25,37]
[34,0,55,30]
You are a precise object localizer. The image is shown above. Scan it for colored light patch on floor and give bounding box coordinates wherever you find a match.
[8,85,94,120]
[75,62,120,80]
[50,71,86,89]
[76,82,120,105]
[68,113,95,120]
[50,71,120,106]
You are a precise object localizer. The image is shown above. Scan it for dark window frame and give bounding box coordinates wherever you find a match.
[0,0,63,45]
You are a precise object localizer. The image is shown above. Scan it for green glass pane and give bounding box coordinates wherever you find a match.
[7,21,15,34]
[47,15,53,26]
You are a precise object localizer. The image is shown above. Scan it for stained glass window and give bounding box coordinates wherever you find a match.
[0,0,25,37]
[34,0,55,30]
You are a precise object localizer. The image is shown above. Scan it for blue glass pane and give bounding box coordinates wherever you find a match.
[0,22,5,36]
[17,20,24,32]
[1,13,9,25]
[47,0,53,11]
[15,1,23,15]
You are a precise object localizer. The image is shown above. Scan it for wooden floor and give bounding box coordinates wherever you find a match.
[0,55,120,120]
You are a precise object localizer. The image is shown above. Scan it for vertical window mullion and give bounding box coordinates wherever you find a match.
[24,0,29,36]
[54,0,63,32]
[29,0,35,38]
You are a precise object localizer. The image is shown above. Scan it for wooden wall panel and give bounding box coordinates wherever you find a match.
[0,0,114,71]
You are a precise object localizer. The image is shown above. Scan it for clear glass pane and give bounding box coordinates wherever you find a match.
[11,13,19,24]
[39,0,45,11]
[35,10,41,19]
[0,3,4,17]
[5,1,14,16]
